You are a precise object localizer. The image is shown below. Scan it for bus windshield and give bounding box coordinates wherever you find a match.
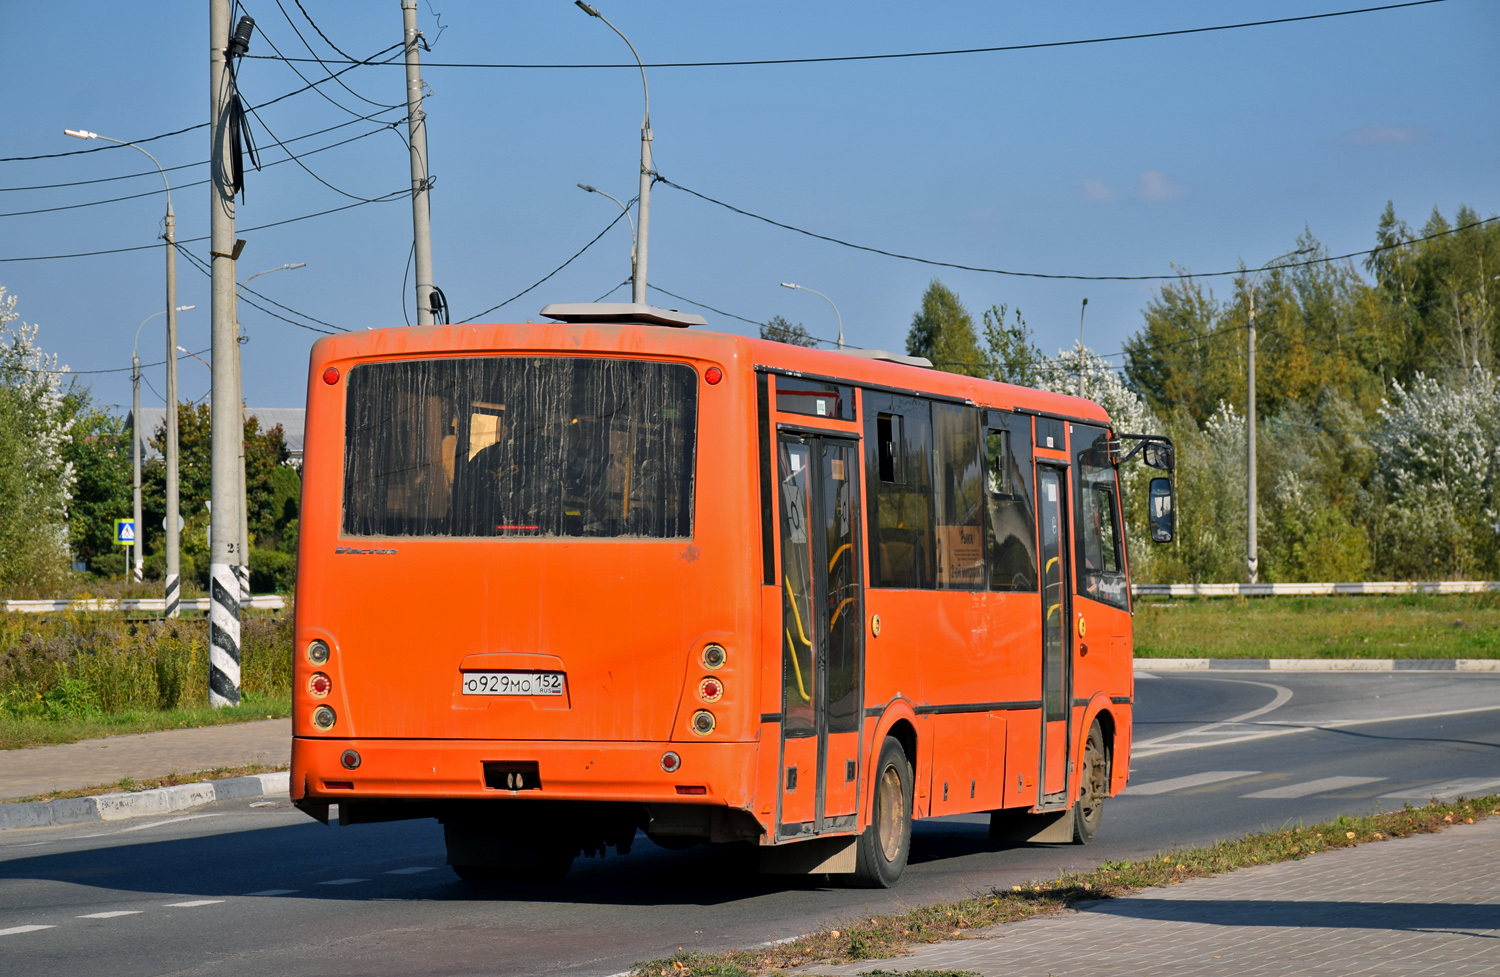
[342,356,697,539]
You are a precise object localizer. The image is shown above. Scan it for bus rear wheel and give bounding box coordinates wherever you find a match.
[1072,721,1108,845]
[851,736,913,888]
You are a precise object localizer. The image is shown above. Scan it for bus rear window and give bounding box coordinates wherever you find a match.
[342,356,697,538]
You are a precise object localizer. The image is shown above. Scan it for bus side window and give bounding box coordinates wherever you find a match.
[1073,424,1128,609]
[933,403,984,590]
[863,392,935,589]
[984,413,1038,592]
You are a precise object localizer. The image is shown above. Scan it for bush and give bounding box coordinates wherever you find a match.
[89,551,126,579]
[250,548,296,594]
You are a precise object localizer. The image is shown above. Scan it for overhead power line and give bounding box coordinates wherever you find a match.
[457,208,630,323]
[242,2,1446,70]
[174,244,342,335]
[658,176,1500,282]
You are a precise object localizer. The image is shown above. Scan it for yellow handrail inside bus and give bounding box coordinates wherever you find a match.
[1047,602,1062,621]
[828,543,851,572]
[829,596,856,632]
[784,629,812,702]
[1045,556,1059,574]
[784,577,814,649]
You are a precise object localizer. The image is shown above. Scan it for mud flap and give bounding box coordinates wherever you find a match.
[759,835,857,874]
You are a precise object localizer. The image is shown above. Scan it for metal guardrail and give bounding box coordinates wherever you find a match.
[1,595,287,613]
[1132,581,1500,597]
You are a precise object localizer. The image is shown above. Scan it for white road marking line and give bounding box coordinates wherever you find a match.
[244,889,298,896]
[0,925,55,936]
[1134,670,1160,680]
[1128,770,1261,796]
[1243,776,1386,799]
[78,911,143,919]
[1133,679,1295,758]
[1379,777,1500,801]
[384,866,436,874]
[317,878,368,886]
[116,814,223,833]
[248,801,277,808]
[164,900,225,907]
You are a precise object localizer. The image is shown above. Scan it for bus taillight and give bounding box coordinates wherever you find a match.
[691,710,715,735]
[308,673,332,698]
[698,677,723,703]
[312,705,336,730]
[660,752,681,773]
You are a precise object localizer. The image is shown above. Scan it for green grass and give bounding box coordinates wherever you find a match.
[12,760,290,803]
[0,696,290,751]
[1133,593,1500,658]
[630,797,1498,977]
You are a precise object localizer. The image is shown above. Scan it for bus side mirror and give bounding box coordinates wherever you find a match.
[1143,442,1175,472]
[1149,477,1175,543]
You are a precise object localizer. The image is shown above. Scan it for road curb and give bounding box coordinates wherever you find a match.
[0,771,289,832]
[1136,658,1500,672]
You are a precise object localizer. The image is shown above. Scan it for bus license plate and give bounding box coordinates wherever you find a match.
[461,671,565,696]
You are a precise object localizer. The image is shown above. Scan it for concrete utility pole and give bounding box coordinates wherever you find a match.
[402,0,437,326]
[209,0,246,707]
[575,2,653,305]
[130,306,194,585]
[1078,297,1089,399]
[1244,246,1312,585]
[65,128,182,607]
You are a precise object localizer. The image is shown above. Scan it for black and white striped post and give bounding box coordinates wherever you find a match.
[163,572,181,621]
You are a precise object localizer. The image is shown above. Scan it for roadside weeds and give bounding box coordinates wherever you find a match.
[631,795,1500,977]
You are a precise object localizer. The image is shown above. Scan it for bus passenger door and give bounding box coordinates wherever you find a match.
[777,435,864,837]
[1036,465,1072,808]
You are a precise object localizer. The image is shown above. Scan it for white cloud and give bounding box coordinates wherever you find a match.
[1083,179,1115,203]
[1335,124,1435,146]
[1137,170,1185,202]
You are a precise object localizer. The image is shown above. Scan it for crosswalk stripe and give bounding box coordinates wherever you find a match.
[77,911,143,919]
[317,878,368,886]
[1243,776,1386,799]
[244,889,298,896]
[1129,770,1261,795]
[1378,777,1500,801]
[384,866,436,875]
[0,925,55,936]
[164,900,225,908]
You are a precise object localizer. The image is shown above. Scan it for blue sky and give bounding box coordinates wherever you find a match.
[2,0,1496,412]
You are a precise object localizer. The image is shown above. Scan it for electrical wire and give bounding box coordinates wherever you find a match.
[660,176,1500,282]
[272,0,397,112]
[457,208,629,323]
[174,243,344,334]
[242,2,1447,70]
[24,346,212,376]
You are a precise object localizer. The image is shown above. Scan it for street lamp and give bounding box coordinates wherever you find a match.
[574,2,655,306]
[781,282,844,349]
[70,127,184,615]
[1244,245,1313,584]
[132,306,195,584]
[577,185,637,287]
[232,262,305,601]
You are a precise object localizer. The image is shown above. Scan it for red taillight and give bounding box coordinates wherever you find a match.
[675,785,706,795]
[699,677,723,703]
[660,751,681,773]
[308,672,332,698]
[704,367,722,385]
[323,780,354,790]
[322,366,340,385]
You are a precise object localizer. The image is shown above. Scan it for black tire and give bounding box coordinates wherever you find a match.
[1072,721,1108,845]
[851,737,913,888]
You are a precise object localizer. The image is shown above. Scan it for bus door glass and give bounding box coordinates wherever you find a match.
[1037,465,1072,804]
[777,434,864,836]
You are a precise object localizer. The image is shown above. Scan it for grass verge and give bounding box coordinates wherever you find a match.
[1133,593,1500,658]
[10,761,290,803]
[631,795,1499,977]
[0,697,290,751]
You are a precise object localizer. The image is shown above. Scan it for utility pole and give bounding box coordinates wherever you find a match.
[164,203,182,617]
[402,0,436,326]
[209,0,246,707]
[1077,297,1088,399]
[1246,288,1258,585]
[131,352,143,583]
[236,327,250,606]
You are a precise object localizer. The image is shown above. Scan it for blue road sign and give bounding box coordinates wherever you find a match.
[114,518,135,546]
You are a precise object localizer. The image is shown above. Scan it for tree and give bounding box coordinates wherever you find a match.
[63,395,132,569]
[981,303,1042,386]
[0,286,74,595]
[760,315,818,347]
[906,279,985,377]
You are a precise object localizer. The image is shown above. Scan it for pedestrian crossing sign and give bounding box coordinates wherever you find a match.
[114,518,136,546]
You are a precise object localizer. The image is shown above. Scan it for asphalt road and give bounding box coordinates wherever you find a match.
[3,671,1498,977]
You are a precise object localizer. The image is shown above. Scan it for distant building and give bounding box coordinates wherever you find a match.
[125,407,305,467]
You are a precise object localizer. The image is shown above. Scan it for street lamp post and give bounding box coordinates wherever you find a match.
[575,2,654,306]
[577,184,637,288]
[133,306,195,583]
[68,128,183,615]
[780,282,844,349]
[234,263,305,601]
[1244,246,1313,584]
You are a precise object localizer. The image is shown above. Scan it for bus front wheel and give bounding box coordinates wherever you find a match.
[1073,721,1108,845]
[851,737,913,888]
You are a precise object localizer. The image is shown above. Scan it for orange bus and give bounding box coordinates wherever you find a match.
[290,303,1175,887]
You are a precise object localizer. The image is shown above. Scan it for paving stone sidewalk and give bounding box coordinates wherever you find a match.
[0,718,290,802]
[804,816,1500,977]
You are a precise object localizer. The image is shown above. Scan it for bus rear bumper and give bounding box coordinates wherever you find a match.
[290,735,759,810]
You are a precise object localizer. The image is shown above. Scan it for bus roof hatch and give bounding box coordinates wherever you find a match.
[539,303,707,328]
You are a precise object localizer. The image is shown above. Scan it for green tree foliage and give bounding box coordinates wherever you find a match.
[0,287,74,596]
[63,396,132,567]
[760,315,818,347]
[981,303,1042,386]
[906,279,985,377]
